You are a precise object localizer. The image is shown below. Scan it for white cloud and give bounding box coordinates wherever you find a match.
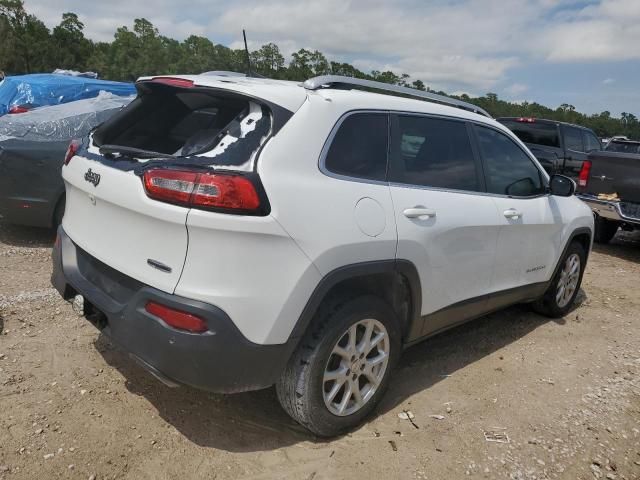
[538,0,640,62]
[603,78,616,85]
[504,83,529,96]
[20,0,640,96]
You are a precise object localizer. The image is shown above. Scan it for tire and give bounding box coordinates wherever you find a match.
[276,294,401,437]
[52,196,65,228]
[593,215,619,244]
[532,241,586,318]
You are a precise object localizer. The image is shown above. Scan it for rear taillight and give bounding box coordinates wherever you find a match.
[578,160,592,187]
[516,117,535,123]
[8,105,30,114]
[64,139,81,165]
[142,169,261,213]
[145,301,208,333]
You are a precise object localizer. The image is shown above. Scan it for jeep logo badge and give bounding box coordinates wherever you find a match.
[84,168,101,187]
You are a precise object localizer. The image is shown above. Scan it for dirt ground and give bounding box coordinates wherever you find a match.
[0,221,639,480]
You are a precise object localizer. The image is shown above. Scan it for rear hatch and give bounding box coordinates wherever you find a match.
[62,76,298,294]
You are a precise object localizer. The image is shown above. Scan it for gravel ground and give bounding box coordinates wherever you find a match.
[0,221,639,480]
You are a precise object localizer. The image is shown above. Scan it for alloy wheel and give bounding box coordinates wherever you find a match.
[556,253,581,308]
[322,318,390,416]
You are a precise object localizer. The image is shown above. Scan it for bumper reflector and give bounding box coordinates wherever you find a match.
[145,301,208,333]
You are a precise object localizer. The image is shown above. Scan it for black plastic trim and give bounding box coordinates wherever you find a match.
[52,227,290,393]
[551,227,593,277]
[403,226,592,346]
[287,260,422,346]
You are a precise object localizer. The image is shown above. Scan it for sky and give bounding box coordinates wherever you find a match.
[24,0,640,116]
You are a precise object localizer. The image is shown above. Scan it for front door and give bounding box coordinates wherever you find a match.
[472,124,564,296]
[388,114,500,339]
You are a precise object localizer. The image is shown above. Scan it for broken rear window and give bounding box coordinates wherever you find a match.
[91,83,272,169]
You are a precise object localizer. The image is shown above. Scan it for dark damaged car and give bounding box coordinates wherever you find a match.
[0,93,133,227]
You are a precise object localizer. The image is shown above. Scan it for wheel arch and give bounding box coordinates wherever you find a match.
[287,260,422,349]
[552,226,592,280]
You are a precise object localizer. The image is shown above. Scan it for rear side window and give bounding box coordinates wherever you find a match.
[499,120,560,148]
[583,131,601,152]
[324,113,389,181]
[475,126,545,197]
[564,126,584,152]
[389,115,480,192]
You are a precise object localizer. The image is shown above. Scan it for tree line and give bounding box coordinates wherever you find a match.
[1,0,638,139]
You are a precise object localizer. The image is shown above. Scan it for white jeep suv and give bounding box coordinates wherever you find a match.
[52,74,594,436]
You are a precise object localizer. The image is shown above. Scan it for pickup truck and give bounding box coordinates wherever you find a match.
[576,148,640,243]
[498,117,602,178]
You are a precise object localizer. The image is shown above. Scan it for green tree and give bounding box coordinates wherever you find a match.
[2,1,639,140]
[52,13,92,70]
[289,49,329,79]
[251,43,285,77]
[0,0,53,73]
[411,79,426,91]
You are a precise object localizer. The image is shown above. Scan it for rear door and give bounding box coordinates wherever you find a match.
[388,114,500,338]
[472,124,563,292]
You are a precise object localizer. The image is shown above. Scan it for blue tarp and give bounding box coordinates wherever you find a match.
[0,74,136,116]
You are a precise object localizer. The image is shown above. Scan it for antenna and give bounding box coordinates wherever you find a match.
[242,29,253,77]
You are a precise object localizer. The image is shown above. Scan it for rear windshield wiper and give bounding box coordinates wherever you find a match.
[99,144,175,159]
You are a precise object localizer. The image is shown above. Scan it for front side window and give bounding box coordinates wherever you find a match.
[324,113,388,181]
[564,126,584,152]
[389,115,480,192]
[475,126,545,197]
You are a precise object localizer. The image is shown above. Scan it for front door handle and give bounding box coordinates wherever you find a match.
[403,207,437,219]
[503,208,522,219]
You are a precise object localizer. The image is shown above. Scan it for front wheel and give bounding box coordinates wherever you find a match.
[532,241,586,318]
[276,295,401,437]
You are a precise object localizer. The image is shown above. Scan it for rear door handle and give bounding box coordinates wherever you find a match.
[403,207,437,219]
[503,208,522,219]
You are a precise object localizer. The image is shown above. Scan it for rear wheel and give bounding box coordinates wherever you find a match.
[532,241,586,318]
[276,295,401,437]
[593,215,619,244]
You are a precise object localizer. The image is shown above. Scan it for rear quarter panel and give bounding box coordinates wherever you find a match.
[258,95,398,275]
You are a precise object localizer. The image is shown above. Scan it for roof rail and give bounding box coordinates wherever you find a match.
[303,75,491,118]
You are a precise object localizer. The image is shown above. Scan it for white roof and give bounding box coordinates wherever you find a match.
[137,74,504,131]
[137,74,308,112]
[312,88,500,128]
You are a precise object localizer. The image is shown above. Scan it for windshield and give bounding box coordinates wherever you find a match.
[499,120,560,148]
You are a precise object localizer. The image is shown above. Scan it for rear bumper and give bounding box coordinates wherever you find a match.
[51,226,291,393]
[577,194,640,226]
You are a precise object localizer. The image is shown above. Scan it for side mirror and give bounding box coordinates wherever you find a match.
[549,174,575,197]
